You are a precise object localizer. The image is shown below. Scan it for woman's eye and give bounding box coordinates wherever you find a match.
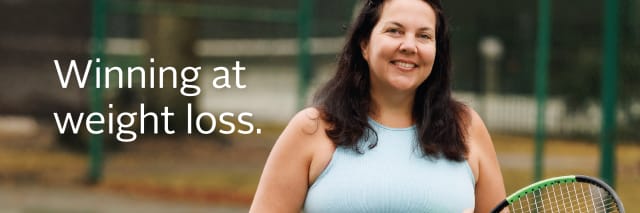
[386,28,401,34]
[419,34,432,40]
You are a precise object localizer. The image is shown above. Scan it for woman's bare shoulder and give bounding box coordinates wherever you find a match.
[285,107,327,136]
[462,106,490,177]
[273,107,332,153]
[461,106,488,141]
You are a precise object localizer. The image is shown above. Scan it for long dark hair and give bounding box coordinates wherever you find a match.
[313,0,469,161]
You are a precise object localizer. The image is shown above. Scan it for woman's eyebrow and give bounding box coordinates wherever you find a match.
[384,21,434,32]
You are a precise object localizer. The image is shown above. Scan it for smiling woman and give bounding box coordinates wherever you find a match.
[250,0,506,212]
[361,0,437,97]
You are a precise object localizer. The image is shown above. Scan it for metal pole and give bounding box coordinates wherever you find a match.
[534,0,551,182]
[600,0,619,188]
[297,0,313,109]
[88,0,107,184]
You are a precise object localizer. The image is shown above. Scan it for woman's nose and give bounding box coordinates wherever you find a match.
[399,37,417,55]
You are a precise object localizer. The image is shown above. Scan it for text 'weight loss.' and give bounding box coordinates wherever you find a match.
[54,103,259,143]
[52,59,260,142]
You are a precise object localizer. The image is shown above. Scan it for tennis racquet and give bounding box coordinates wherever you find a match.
[491,175,625,213]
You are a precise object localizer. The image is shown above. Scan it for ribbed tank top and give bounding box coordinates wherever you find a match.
[303,118,475,212]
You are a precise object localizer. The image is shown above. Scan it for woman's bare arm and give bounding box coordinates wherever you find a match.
[250,108,322,213]
[467,109,506,213]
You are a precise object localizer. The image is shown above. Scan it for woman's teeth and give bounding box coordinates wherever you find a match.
[394,61,416,69]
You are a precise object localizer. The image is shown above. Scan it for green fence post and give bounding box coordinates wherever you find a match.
[600,0,619,188]
[297,0,313,109]
[534,0,551,182]
[88,0,107,184]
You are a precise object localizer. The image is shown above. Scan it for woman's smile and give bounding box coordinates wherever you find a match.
[391,60,419,71]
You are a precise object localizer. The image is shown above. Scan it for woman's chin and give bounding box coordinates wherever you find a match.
[387,80,420,92]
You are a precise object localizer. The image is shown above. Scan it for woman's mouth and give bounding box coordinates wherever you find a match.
[391,60,418,70]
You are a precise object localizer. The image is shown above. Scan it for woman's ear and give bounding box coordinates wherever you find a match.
[360,40,369,61]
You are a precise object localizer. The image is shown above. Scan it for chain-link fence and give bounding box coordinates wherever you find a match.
[446,0,639,141]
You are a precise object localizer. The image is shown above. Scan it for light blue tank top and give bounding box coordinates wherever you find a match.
[304,119,475,212]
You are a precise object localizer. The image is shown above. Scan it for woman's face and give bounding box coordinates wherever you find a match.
[361,0,437,93]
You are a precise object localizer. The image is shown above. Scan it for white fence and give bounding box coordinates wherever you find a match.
[454,93,608,135]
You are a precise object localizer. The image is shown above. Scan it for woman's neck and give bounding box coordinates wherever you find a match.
[369,86,415,128]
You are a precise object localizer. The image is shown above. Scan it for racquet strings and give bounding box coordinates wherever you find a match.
[504,182,621,213]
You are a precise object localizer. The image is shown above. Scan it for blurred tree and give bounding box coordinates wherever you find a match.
[141,0,199,134]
